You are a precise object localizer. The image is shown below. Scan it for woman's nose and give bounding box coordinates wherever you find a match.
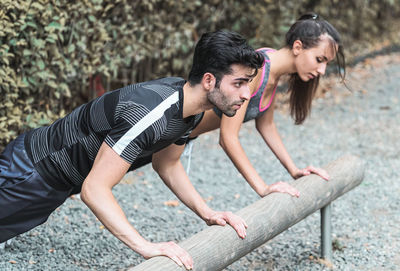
[318,63,327,76]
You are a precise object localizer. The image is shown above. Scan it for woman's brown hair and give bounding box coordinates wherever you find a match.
[286,13,346,124]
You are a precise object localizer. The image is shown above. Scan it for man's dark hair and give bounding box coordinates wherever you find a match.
[188,30,264,87]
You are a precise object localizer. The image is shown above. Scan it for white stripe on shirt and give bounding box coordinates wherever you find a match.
[113,91,179,155]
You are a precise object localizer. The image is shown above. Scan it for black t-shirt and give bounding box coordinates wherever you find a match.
[25,77,203,189]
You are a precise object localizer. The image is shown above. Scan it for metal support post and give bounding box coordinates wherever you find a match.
[320,203,332,261]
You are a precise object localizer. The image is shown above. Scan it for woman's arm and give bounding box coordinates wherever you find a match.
[255,98,329,180]
[218,100,299,197]
[81,142,193,270]
[152,143,248,239]
[219,101,266,195]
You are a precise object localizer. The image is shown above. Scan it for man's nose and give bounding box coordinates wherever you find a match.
[240,85,251,101]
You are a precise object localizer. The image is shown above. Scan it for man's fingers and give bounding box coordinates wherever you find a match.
[278,184,300,197]
[178,253,193,270]
[285,188,300,197]
[288,187,300,197]
[216,218,227,226]
[270,182,299,197]
[169,255,183,268]
[209,212,248,239]
[307,166,330,180]
[224,213,247,239]
[232,222,246,239]
[169,254,193,270]
[162,242,193,270]
[175,248,193,270]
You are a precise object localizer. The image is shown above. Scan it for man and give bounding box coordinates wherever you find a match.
[0,30,264,269]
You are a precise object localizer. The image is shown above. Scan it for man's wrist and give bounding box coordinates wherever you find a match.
[200,208,215,225]
[129,237,152,256]
[257,183,269,197]
[288,166,299,179]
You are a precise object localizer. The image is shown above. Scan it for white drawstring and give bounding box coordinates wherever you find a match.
[182,140,194,175]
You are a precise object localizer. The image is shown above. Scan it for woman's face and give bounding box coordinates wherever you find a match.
[293,35,337,82]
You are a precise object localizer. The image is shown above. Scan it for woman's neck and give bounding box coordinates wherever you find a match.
[268,47,297,80]
[249,47,297,93]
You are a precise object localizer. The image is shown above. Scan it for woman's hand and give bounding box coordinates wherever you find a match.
[291,166,329,181]
[261,181,300,197]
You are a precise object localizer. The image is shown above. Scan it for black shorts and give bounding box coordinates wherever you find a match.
[0,134,72,242]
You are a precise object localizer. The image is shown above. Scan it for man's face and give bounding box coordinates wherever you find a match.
[207,64,255,117]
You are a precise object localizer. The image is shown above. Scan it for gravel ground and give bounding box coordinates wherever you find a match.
[1,53,399,271]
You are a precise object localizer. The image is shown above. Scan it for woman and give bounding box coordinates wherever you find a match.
[188,13,346,197]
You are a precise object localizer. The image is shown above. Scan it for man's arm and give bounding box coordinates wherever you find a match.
[81,142,193,270]
[152,143,248,239]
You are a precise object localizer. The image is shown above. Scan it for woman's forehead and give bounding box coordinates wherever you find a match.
[314,35,337,60]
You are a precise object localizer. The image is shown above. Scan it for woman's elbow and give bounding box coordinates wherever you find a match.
[255,119,266,132]
[219,133,235,150]
[256,119,275,134]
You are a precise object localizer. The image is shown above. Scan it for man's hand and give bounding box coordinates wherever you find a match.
[204,211,248,239]
[292,166,329,181]
[139,241,193,270]
[261,181,300,197]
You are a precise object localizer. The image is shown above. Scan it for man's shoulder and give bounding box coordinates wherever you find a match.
[138,77,185,89]
[148,77,185,85]
[113,77,184,119]
[119,77,184,101]
[142,77,185,96]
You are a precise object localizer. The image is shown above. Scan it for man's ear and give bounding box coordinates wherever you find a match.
[201,72,216,91]
[292,40,303,56]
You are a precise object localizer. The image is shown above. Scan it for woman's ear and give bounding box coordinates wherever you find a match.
[292,40,303,56]
[201,72,216,91]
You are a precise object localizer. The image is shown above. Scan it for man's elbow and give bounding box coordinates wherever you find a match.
[152,160,172,180]
[80,180,94,205]
[219,136,227,150]
[152,158,180,185]
[152,160,162,174]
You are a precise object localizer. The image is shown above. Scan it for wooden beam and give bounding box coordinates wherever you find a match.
[128,155,365,271]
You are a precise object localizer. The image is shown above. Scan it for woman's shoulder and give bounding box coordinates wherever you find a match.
[256,47,276,53]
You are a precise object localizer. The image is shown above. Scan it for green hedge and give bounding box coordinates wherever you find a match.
[1,0,399,148]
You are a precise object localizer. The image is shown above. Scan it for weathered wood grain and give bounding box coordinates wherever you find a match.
[128,155,365,271]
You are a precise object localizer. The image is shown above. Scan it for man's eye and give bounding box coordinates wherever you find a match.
[235,82,241,87]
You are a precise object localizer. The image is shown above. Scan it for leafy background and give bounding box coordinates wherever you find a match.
[1,0,399,149]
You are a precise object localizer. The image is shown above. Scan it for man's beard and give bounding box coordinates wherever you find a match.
[207,86,241,117]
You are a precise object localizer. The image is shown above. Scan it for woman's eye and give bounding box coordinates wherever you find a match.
[316,57,323,63]
[235,82,241,87]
